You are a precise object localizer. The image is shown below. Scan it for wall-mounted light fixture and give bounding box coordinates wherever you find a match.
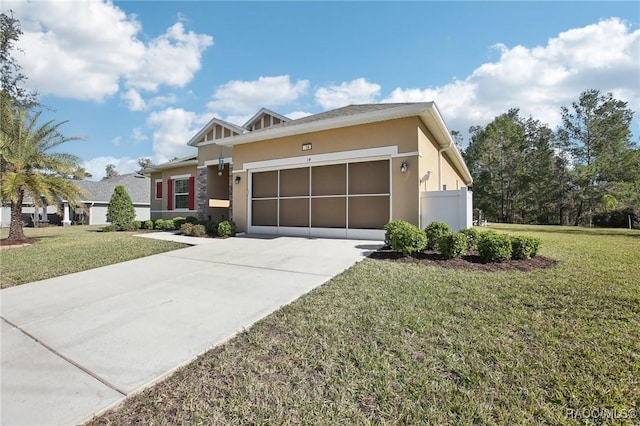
[302,142,312,151]
[400,160,408,173]
[235,175,241,184]
[218,156,224,176]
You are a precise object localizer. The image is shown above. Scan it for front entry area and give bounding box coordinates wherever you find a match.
[249,159,390,239]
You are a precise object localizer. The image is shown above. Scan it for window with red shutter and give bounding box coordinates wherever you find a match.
[155,180,163,199]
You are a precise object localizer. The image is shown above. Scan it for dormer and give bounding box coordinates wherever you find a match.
[188,117,247,147]
[243,108,291,131]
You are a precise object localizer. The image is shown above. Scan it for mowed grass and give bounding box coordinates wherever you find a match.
[85,224,636,425]
[0,226,187,288]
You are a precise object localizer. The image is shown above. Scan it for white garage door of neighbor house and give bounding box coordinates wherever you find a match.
[90,206,109,225]
[249,159,390,240]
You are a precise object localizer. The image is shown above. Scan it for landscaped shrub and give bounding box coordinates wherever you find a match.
[477,232,512,262]
[185,216,199,224]
[180,223,194,236]
[438,232,468,259]
[217,220,237,238]
[191,224,206,237]
[143,220,154,230]
[425,221,451,250]
[511,235,542,260]
[132,220,141,230]
[106,185,135,230]
[206,220,219,236]
[172,217,187,229]
[384,220,427,255]
[459,227,480,250]
[154,218,175,231]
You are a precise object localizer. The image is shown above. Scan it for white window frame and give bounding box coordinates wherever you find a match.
[173,177,190,210]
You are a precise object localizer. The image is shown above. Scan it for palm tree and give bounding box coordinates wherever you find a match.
[1,100,85,241]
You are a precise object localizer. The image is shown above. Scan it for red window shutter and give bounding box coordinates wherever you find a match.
[188,176,195,210]
[167,179,174,210]
[155,181,162,199]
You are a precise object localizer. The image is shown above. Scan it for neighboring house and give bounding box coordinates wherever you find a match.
[5,173,151,227]
[149,102,473,240]
[69,174,151,225]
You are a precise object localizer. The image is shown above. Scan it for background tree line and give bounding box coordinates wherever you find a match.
[462,89,639,228]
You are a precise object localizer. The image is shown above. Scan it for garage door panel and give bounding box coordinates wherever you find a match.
[279,198,309,227]
[348,196,389,229]
[348,161,389,195]
[252,199,277,226]
[312,164,346,196]
[280,168,309,197]
[253,171,278,198]
[311,197,346,228]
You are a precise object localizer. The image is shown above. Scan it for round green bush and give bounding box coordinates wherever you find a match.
[132,220,141,230]
[143,220,154,230]
[425,221,451,250]
[477,232,513,262]
[511,235,542,259]
[218,220,237,238]
[154,219,176,231]
[438,232,468,259]
[206,220,219,236]
[185,216,199,224]
[180,222,194,236]
[191,224,206,237]
[101,224,119,232]
[459,227,480,250]
[384,220,427,255]
[172,217,187,229]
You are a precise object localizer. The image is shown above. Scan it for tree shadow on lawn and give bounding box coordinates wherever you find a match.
[369,249,558,272]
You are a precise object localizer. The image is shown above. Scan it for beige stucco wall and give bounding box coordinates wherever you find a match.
[229,117,423,232]
[197,143,233,167]
[149,165,197,220]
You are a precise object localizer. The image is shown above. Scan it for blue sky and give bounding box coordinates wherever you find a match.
[6,1,640,179]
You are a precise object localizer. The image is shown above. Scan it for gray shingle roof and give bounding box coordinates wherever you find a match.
[74,174,150,204]
[249,103,419,133]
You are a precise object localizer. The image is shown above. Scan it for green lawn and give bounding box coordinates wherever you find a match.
[0,226,187,288]
[86,224,640,425]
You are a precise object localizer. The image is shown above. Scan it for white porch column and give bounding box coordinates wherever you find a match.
[62,202,71,226]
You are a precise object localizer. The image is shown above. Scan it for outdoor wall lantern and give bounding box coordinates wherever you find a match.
[218,156,224,176]
[400,160,408,173]
[235,175,241,184]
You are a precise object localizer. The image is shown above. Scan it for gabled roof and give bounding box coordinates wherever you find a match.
[204,102,471,184]
[187,117,247,147]
[144,154,198,173]
[243,108,291,129]
[73,174,150,204]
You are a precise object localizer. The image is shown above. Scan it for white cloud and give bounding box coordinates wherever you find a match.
[126,22,213,92]
[315,78,381,109]
[111,136,122,146]
[146,108,206,163]
[207,75,309,115]
[131,127,148,142]
[383,18,640,137]
[9,1,212,102]
[122,89,146,111]
[82,156,140,181]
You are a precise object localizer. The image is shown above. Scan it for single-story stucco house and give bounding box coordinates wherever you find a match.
[0,173,151,227]
[147,102,473,240]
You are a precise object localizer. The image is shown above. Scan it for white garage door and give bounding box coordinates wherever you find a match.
[249,160,389,239]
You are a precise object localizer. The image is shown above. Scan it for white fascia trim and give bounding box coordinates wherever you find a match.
[187,117,247,146]
[242,146,399,172]
[81,200,150,206]
[203,157,233,167]
[151,209,197,213]
[170,174,192,180]
[207,103,435,148]
[243,108,291,128]
[392,151,419,158]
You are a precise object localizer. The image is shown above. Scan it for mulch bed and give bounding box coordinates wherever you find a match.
[0,238,36,250]
[370,248,557,272]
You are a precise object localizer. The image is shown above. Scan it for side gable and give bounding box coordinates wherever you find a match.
[187,117,246,147]
[243,108,291,131]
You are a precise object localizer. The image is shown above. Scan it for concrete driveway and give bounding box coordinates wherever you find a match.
[1,234,380,426]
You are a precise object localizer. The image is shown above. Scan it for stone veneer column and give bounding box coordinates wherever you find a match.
[196,167,208,221]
